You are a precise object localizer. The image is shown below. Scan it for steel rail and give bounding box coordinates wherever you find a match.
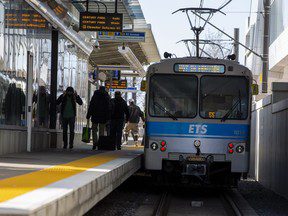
[153,191,170,216]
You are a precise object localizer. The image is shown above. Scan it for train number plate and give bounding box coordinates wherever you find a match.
[186,156,205,162]
[185,164,206,176]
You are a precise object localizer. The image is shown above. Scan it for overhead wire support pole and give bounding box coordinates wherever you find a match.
[262,0,270,93]
[190,10,263,59]
[234,28,240,61]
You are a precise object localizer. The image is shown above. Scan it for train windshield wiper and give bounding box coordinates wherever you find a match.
[221,90,242,122]
[153,101,178,121]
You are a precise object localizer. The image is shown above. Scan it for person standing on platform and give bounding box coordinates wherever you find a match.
[110,91,129,150]
[124,99,145,146]
[86,86,111,150]
[57,86,83,149]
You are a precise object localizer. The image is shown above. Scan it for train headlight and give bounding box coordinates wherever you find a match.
[194,140,201,148]
[150,142,158,151]
[236,145,245,153]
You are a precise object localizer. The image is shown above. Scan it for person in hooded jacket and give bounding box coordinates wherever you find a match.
[110,91,129,150]
[57,86,83,149]
[86,86,111,150]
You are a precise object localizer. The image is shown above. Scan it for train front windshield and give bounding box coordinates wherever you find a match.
[149,75,198,118]
[149,75,249,120]
[200,76,249,120]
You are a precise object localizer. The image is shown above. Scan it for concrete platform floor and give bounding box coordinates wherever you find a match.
[0,143,143,216]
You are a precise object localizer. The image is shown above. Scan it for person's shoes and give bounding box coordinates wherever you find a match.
[92,145,97,150]
[63,145,67,149]
[117,146,121,150]
[69,145,73,149]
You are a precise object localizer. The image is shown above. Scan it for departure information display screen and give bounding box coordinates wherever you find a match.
[79,12,123,32]
[5,9,48,29]
[174,64,225,73]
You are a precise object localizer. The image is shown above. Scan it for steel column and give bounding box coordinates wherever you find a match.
[49,28,59,130]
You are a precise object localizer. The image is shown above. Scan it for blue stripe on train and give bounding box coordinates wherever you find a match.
[146,122,249,139]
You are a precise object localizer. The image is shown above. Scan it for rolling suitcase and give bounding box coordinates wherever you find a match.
[98,136,116,150]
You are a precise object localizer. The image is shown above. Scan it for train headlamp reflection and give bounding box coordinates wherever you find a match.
[150,142,158,151]
[236,145,245,153]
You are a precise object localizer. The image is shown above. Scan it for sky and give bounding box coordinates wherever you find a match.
[138,0,252,64]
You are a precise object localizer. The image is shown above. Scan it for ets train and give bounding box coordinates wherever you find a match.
[144,57,254,186]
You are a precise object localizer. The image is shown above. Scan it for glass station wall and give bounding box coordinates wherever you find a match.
[0,0,89,131]
[57,33,89,131]
[0,0,52,127]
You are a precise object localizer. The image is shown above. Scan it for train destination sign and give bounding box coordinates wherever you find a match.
[174,64,225,73]
[79,12,123,32]
[5,9,48,29]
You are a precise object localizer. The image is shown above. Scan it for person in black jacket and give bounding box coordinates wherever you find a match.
[110,91,129,150]
[86,86,111,150]
[56,86,83,149]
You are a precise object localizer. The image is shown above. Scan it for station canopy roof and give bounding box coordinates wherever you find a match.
[73,0,160,73]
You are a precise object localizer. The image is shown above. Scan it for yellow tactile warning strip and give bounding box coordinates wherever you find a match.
[0,152,120,203]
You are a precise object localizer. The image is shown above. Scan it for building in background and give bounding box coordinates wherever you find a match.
[245,0,288,97]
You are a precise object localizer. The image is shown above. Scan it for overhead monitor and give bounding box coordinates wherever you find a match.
[79,12,123,32]
[174,64,225,74]
[5,9,48,29]
[105,80,127,89]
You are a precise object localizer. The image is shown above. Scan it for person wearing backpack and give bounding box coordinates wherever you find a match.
[124,99,145,146]
[86,86,111,150]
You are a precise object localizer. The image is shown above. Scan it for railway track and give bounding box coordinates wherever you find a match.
[153,189,250,216]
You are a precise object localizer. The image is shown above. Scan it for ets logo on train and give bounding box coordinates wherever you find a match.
[189,124,208,135]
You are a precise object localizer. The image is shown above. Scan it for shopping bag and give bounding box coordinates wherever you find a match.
[82,126,91,143]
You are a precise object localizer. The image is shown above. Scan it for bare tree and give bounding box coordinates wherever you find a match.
[203,30,233,58]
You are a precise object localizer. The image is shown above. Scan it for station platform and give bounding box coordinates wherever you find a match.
[0,146,143,216]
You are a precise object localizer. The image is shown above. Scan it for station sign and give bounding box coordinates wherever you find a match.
[39,0,68,18]
[111,70,121,80]
[109,87,138,93]
[79,12,123,32]
[105,80,127,89]
[98,31,146,42]
[4,9,48,29]
[46,0,68,19]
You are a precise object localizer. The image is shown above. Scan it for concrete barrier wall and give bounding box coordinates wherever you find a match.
[250,94,288,199]
[0,127,82,155]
